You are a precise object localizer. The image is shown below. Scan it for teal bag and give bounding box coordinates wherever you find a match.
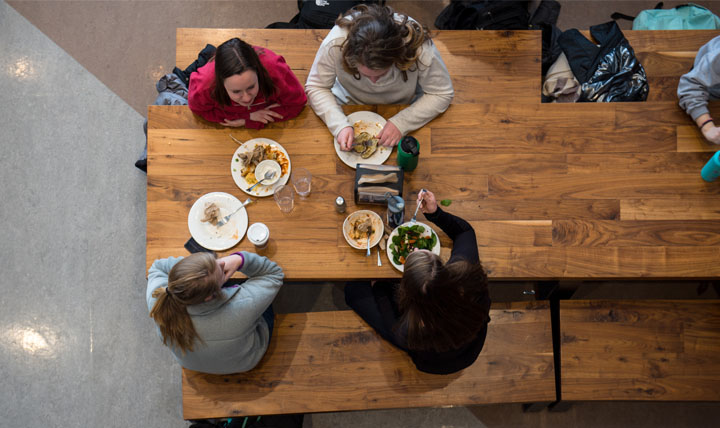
[631,3,720,30]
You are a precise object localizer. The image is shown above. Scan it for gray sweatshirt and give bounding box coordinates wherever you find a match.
[146,252,284,374]
[678,35,720,120]
[305,20,454,137]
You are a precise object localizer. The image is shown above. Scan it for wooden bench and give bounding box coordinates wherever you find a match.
[182,302,554,419]
[559,300,720,402]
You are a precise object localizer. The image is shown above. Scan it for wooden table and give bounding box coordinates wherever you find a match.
[147,29,720,280]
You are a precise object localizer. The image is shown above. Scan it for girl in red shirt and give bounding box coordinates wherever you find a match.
[188,38,307,129]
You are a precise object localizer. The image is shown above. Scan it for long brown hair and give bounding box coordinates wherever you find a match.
[212,38,276,106]
[396,251,489,353]
[149,253,221,354]
[336,4,430,80]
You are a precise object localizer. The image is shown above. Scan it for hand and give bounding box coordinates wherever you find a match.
[337,126,355,151]
[418,190,438,214]
[222,118,246,127]
[702,124,720,145]
[217,254,243,282]
[249,103,283,124]
[377,121,402,147]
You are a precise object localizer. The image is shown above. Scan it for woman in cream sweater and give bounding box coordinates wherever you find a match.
[305,4,454,150]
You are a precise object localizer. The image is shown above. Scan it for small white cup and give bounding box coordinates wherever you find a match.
[247,222,270,249]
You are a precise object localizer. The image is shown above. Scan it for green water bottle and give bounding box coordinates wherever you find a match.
[397,136,420,172]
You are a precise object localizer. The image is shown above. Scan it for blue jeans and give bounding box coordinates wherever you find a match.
[261,304,275,336]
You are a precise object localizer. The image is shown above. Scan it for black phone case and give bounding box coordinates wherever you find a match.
[184,237,216,255]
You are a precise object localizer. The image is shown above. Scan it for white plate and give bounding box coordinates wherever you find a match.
[231,138,291,197]
[386,221,441,272]
[342,210,384,250]
[188,192,249,251]
[334,111,393,169]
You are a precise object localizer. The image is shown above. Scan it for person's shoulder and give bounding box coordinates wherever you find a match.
[706,34,720,50]
[256,46,285,67]
[151,255,184,267]
[323,25,348,47]
[254,45,280,60]
[189,61,215,91]
[415,39,440,70]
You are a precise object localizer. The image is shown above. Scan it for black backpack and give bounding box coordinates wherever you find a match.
[267,0,385,29]
[189,414,304,428]
[435,0,531,30]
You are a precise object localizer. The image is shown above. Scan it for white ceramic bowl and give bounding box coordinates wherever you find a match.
[342,210,383,250]
[254,160,282,186]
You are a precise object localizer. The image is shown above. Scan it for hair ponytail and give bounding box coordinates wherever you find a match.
[149,253,220,354]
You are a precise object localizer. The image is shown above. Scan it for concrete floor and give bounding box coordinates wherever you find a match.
[2,0,720,426]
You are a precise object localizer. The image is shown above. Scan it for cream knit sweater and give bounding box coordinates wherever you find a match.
[305,23,454,137]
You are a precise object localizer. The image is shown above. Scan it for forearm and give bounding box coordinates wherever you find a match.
[424,207,473,240]
[388,49,454,135]
[678,73,711,121]
[306,87,350,136]
[388,92,453,135]
[270,103,306,123]
[239,252,284,287]
[696,113,714,128]
[306,43,352,137]
[424,208,479,264]
[232,253,284,320]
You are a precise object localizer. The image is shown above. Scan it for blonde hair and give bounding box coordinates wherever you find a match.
[149,253,221,354]
[337,4,430,81]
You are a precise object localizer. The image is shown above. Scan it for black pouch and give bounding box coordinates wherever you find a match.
[436,0,530,30]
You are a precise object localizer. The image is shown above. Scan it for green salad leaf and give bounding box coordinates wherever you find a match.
[389,225,438,265]
[440,199,452,207]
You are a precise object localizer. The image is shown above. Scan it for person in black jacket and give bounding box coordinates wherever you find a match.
[345,190,490,375]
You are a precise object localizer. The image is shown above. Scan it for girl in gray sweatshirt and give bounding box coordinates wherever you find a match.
[147,251,284,374]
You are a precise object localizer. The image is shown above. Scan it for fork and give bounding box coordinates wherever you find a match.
[216,199,253,227]
[247,170,277,192]
[411,188,426,223]
[366,231,371,257]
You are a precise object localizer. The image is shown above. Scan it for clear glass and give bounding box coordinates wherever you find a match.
[273,184,294,213]
[291,167,312,198]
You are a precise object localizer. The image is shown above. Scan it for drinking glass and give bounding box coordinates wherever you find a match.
[273,184,294,213]
[291,168,312,197]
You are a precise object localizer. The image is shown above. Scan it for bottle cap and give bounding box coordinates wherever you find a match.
[400,136,419,156]
[388,196,404,213]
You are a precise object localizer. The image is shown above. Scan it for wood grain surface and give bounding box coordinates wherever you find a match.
[148,29,720,279]
[560,300,720,401]
[182,302,554,419]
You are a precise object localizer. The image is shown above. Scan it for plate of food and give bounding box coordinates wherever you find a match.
[231,138,291,197]
[386,221,441,272]
[342,210,384,250]
[188,192,249,251]
[334,111,392,169]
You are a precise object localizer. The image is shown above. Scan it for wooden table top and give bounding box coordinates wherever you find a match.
[147,29,720,280]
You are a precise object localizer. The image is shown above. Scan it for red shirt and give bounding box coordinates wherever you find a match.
[188,47,307,129]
